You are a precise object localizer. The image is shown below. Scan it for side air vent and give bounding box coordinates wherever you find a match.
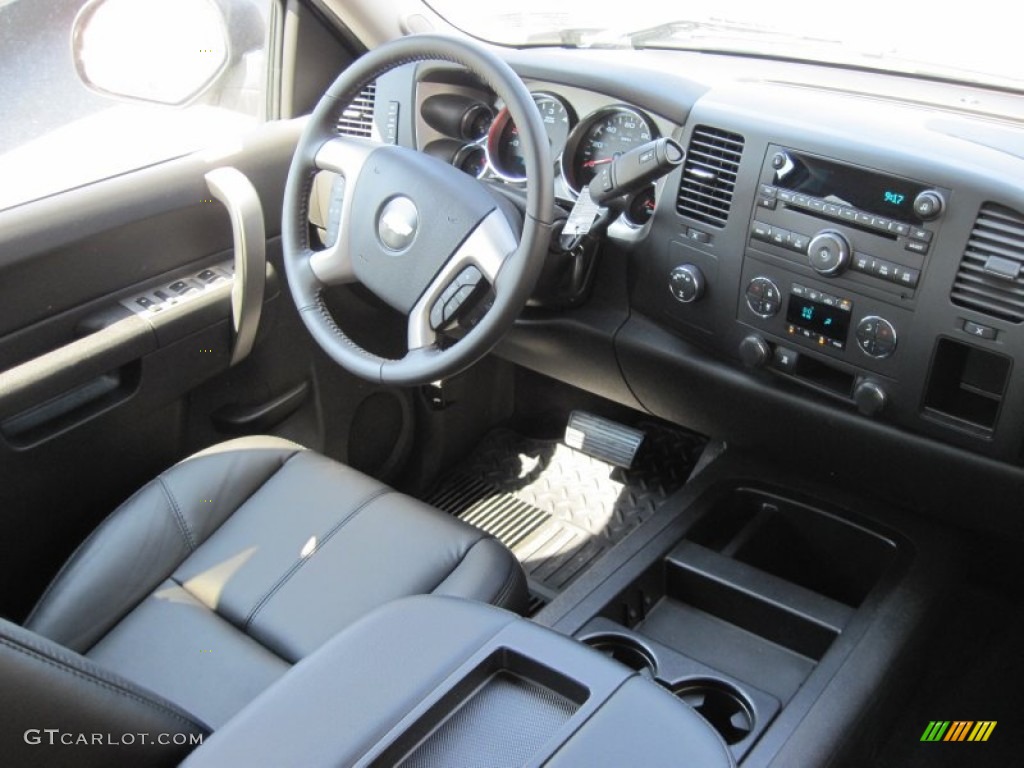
[951,203,1024,323]
[676,125,745,227]
[337,82,377,138]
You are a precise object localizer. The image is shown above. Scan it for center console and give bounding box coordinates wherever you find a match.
[536,449,952,767]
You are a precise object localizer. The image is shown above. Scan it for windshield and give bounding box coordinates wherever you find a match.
[426,0,1021,93]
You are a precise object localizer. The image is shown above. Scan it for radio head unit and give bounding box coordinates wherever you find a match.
[772,150,930,225]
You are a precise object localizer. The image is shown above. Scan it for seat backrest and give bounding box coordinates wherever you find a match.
[0,617,208,767]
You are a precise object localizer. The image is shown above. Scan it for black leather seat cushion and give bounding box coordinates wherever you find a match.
[23,436,527,727]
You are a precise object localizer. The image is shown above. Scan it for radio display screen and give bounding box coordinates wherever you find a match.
[786,295,850,345]
[773,150,929,224]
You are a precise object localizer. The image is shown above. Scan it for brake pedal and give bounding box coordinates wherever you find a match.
[564,411,645,469]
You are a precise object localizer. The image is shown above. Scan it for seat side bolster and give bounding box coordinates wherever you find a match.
[0,617,207,768]
[431,536,529,615]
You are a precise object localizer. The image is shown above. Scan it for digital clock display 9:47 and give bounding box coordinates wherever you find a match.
[884,190,906,207]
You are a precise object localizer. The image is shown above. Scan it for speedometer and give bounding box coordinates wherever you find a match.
[487,92,575,182]
[563,107,658,193]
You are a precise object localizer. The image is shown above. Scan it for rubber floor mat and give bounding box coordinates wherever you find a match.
[426,422,705,600]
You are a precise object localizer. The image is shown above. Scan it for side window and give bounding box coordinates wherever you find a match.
[0,0,272,211]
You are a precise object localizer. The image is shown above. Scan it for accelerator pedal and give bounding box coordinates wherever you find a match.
[564,411,645,469]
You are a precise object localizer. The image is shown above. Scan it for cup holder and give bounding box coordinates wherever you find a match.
[670,679,754,745]
[581,633,657,676]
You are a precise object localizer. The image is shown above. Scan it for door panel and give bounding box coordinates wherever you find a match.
[0,117,380,621]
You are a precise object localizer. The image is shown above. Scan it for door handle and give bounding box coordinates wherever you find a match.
[205,167,266,366]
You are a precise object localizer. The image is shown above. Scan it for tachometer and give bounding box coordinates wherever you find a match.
[564,107,658,193]
[487,92,575,182]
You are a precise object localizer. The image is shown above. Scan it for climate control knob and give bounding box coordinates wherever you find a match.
[745,277,781,317]
[669,264,705,303]
[855,316,897,359]
[807,230,851,277]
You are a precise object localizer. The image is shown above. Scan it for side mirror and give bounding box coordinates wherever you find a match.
[71,0,256,106]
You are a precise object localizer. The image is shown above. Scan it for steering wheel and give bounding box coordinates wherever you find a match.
[282,35,554,386]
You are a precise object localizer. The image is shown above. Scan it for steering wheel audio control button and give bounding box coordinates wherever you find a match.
[431,265,487,329]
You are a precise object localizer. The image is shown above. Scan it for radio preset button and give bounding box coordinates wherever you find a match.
[870,216,891,231]
[794,194,810,207]
[856,212,873,226]
[893,266,920,287]
[889,221,911,236]
[809,199,825,212]
[788,233,810,253]
[839,208,857,221]
[824,203,841,216]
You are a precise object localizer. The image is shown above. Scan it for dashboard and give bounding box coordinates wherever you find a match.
[358,49,1024,530]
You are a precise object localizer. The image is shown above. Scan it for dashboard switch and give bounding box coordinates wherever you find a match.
[963,320,997,340]
[669,264,705,303]
[739,335,772,369]
[854,379,888,416]
[773,346,799,373]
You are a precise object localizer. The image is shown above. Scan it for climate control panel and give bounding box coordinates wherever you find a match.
[737,262,908,379]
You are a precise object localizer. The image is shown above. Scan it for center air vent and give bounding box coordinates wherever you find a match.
[337,82,377,138]
[951,203,1024,323]
[676,126,744,227]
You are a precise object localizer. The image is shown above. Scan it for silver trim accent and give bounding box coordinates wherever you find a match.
[856,315,898,359]
[206,167,266,366]
[745,276,781,318]
[308,137,377,285]
[407,210,517,350]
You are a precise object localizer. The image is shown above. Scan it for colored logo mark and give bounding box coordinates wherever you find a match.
[920,721,996,742]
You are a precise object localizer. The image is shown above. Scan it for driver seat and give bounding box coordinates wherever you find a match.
[4,436,526,758]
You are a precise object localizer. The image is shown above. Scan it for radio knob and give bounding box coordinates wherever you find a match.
[739,334,772,369]
[854,379,888,417]
[913,190,945,221]
[807,230,851,277]
[668,264,705,303]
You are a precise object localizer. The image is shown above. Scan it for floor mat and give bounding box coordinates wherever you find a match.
[426,422,706,602]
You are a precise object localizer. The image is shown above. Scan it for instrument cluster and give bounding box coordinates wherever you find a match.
[418,85,660,224]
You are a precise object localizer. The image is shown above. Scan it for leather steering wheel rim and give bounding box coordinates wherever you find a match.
[281,34,554,386]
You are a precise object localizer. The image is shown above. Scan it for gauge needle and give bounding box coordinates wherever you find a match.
[582,158,614,168]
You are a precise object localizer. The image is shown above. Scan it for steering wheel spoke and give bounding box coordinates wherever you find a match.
[407,210,518,350]
[307,137,378,286]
